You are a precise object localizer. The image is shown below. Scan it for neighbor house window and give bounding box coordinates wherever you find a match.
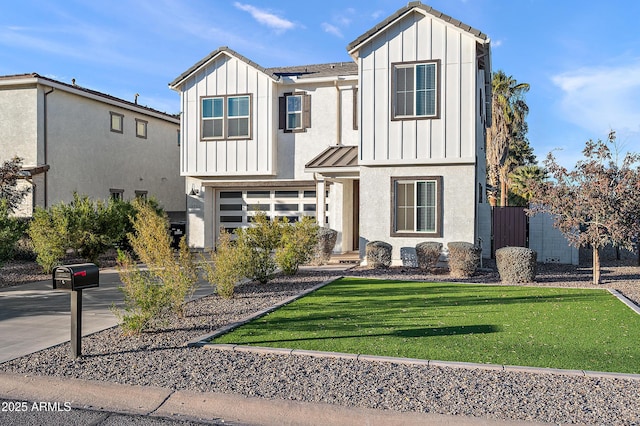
[392,61,439,119]
[391,176,442,237]
[135,190,148,200]
[201,95,251,140]
[110,112,124,133]
[135,119,148,139]
[279,92,310,132]
[110,188,124,201]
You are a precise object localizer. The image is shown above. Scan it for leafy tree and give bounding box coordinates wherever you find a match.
[487,71,530,206]
[0,157,30,213]
[0,200,28,265]
[528,132,640,284]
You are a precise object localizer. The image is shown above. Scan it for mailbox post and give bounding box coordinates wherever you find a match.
[52,263,99,358]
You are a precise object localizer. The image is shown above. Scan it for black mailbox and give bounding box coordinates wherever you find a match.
[53,263,99,291]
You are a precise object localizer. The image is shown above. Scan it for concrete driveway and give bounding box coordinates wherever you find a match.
[0,268,213,363]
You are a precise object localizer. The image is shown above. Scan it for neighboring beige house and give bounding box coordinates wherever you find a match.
[170,1,492,264]
[0,73,185,220]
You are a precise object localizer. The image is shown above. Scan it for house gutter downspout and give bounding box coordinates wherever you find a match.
[334,81,341,145]
[43,86,55,208]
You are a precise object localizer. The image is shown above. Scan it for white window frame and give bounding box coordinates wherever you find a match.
[391,176,442,237]
[201,94,251,140]
[392,60,439,120]
[286,94,303,131]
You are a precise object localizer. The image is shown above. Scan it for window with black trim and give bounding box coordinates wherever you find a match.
[279,92,310,132]
[135,190,148,200]
[201,95,251,140]
[391,176,442,237]
[136,119,148,139]
[392,61,439,120]
[110,112,124,133]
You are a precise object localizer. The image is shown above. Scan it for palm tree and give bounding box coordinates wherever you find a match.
[508,165,547,206]
[487,71,530,206]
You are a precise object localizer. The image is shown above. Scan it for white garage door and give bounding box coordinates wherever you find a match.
[216,188,327,237]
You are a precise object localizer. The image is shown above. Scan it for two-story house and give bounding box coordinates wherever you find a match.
[170,1,492,264]
[0,73,185,220]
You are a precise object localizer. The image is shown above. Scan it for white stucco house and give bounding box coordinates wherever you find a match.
[169,1,492,264]
[0,73,185,220]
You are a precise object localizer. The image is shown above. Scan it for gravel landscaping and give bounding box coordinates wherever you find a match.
[1,260,639,425]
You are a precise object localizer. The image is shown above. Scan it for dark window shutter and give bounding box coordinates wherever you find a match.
[278,96,286,130]
[302,94,311,129]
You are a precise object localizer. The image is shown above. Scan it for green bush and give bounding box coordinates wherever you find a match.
[28,205,69,273]
[236,212,282,283]
[202,230,247,299]
[0,200,28,265]
[275,216,319,275]
[114,199,199,334]
[447,241,481,278]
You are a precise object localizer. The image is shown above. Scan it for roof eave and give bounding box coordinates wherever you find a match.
[169,47,278,91]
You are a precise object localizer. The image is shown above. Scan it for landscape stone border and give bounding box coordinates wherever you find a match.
[190,276,640,381]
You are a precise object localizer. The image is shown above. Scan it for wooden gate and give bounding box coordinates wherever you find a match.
[492,207,527,256]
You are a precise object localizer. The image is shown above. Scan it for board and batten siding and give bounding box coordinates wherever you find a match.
[180,54,275,176]
[358,12,479,165]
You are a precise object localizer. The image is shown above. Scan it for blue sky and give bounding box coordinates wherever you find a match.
[1,0,639,167]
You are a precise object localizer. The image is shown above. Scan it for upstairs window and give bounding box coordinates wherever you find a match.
[391,176,442,237]
[135,119,148,139]
[110,188,124,201]
[279,92,311,133]
[201,95,251,140]
[110,112,124,133]
[392,61,439,120]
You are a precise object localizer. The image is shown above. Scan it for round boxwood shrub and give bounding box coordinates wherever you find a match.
[313,227,338,265]
[496,246,537,283]
[447,241,481,278]
[415,241,442,271]
[366,241,392,269]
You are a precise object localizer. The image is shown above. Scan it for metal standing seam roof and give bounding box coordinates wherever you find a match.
[346,1,489,54]
[305,145,359,170]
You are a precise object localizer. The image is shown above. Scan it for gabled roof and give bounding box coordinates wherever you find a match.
[169,46,278,90]
[347,1,489,57]
[0,73,178,122]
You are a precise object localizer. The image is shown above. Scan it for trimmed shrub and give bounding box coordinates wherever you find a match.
[496,246,537,283]
[447,241,481,278]
[366,241,392,268]
[313,227,337,265]
[275,216,319,275]
[415,241,442,271]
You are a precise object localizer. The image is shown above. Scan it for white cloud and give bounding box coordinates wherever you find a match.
[551,60,640,139]
[322,23,343,38]
[233,3,295,32]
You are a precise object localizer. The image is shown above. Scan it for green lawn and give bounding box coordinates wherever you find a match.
[212,278,640,374]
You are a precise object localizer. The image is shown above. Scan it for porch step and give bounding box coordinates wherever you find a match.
[329,251,360,264]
